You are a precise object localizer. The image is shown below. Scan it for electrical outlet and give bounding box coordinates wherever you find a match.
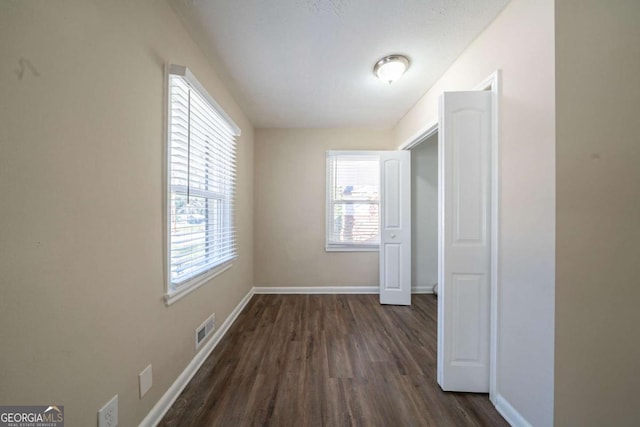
[139,364,153,398]
[98,394,118,427]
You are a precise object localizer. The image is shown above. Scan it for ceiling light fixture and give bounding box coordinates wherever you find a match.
[373,54,410,84]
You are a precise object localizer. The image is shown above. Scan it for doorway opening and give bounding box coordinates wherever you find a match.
[410,132,439,296]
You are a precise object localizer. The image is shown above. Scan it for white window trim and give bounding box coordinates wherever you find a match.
[167,64,241,135]
[164,262,233,306]
[163,64,240,306]
[325,150,381,252]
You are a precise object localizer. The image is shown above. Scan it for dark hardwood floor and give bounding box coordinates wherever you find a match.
[159,294,508,427]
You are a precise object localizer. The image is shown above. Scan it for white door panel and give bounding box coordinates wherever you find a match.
[438,91,492,392]
[379,151,411,305]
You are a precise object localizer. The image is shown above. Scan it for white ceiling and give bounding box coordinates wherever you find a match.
[170,0,510,129]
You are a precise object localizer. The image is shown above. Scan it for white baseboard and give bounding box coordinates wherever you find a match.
[495,394,532,427]
[412,284,434,294]
[253,285,378,294]
[253,285,434,294]
[139,287,255,427]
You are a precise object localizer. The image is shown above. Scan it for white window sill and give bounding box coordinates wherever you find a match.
[164,260,234,306]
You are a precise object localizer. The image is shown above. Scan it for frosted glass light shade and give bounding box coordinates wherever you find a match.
[373,55,410,84]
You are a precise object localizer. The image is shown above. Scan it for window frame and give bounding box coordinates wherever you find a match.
[325,150,381,252]
[164,64,241,305]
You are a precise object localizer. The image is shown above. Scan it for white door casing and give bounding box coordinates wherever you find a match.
[437,91,492,392]
[379,150,411,305]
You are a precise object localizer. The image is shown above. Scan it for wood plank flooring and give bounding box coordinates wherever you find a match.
[159,294,508,427]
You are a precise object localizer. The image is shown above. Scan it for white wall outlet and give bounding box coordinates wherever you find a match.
[195,312,216,349]
[139,364,153,398]
[98,394,118,427]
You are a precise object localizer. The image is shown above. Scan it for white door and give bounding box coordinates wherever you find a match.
[437,91,492,392]
[379,150,411,305]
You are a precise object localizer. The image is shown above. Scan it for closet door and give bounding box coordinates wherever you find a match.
[379,150,411,305]
[437,91,492,392]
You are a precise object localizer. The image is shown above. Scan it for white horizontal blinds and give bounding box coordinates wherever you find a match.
[168,74,237,289]
[327,153,380,248]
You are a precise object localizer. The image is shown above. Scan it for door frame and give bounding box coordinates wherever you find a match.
[398,70,501,403]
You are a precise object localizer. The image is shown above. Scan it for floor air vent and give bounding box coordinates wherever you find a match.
[195,312,215,349]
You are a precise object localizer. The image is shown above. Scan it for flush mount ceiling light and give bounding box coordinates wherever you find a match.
[373,54,410,84]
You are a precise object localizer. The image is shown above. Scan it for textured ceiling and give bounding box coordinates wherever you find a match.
[170,0,510,129]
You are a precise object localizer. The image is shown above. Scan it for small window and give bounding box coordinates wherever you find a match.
[326,151,380,251]
[165,65,240,303]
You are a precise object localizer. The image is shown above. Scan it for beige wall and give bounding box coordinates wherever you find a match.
[394,0,556,425]
[555,1,640,425]
[0,1,253,426]
[254,129,393,287]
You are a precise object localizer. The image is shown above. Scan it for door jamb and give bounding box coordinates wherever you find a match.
[398,121,438,151]
[399,70,501,404]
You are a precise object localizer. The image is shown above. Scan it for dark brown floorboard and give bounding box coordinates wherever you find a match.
[159,294,508,427]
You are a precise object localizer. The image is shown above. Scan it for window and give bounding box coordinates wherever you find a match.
[165,65,240,303]
[326,151,380,251]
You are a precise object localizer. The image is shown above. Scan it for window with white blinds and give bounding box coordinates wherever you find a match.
[326,151,380,251]
[166,65,240,299]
